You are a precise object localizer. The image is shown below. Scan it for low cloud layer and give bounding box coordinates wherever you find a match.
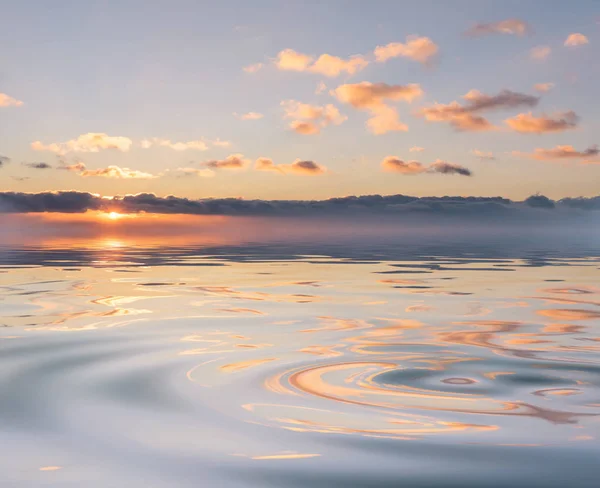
[2,192,599,220]
[517,145,599,161]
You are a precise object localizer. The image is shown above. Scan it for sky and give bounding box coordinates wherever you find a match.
[1,0,599,201]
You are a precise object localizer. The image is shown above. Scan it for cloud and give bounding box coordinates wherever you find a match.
[79,165,157,179]
[58,162,87,172]
[505,111,579,133]
[465,19,530,37]
[564,33,589,47]
[32,133,133,155]
[23,162,52,169]
[203,154,249,170]
[275,49,368,77]
[518,145,599,161]
[0,93,24,107]
[418,89,539,132]
[0,155,10,168]
[472,149,495,161]
[530,45,551,61]
[333,82,422,134]
[282,100,346,135]
[429,160,472,176]
[525,194,555,208]
[534,83,554,93]
[381,157,426,174]
[254,158,326,175]
[211,138,231,147]
[374,36,438,64]
[173,167,215,178]
[382,156,472,176]
[141,138,208,151]
[315,81,327,94]
[410,146,425,153]
[289,160,326,175]
[234,112,264,120]
[243,62,264,73]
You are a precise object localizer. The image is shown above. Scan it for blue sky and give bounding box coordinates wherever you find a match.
[1,0,599,199]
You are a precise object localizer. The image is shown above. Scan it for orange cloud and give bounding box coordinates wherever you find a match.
[530,46,551,61]
[173,167,215,177]
[80,165,157,179]
[234,112,264,120]
[410,146,425,152]
[374,36,438,64]
[282,100,346,135]
[564,33,589,47]
[471,149,495,160]
[381,156,472,176]
[333,82,422,134]
[243,62,264,73]
[0,92,23,107]
[418,89,538,132]
[534,83,554,92]
[141,138,208,151]
[465,18,529,37]
[275,49,368,77]
[32,133,133,154]
[203,154,249,170]
[255,158,326,175]
[517,145,598,161]
[505,111,579,134]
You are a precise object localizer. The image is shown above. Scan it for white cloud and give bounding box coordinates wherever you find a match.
[32,133,133,155]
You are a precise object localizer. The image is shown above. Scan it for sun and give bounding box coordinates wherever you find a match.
[102,211,124,221]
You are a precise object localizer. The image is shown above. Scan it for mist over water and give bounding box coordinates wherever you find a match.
[1,234,600,487]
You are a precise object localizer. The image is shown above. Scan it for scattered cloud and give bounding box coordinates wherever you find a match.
[430,160,472,176]
[243,62,264,73]
[315,81,327,94]
[505,111,579,133]
[275,48,368,77]
[0,155,10,168]
[211,138,231,147]
[418,89,538,132]
[203,154,249,170]
[141,138,208,151]
[530,45,551,61]
[382,156,472,176]
[465,19,530,37]
[58,162,87,172]
[516,145,599,161]
[282,100,346,135]
[255,157,326,175]
[472,149,495,161]
[173,167,215,177]
[32,133,133,155]
[0,93,24,107]
[534,82,554,93]
[333,82,422,134]
[381,157,426,174]
[410,146,425,152]
[564,33,589,47]
[79,165,157,179]
[23,162,52,169]
[234,112,264,120]
[374,36,438,64]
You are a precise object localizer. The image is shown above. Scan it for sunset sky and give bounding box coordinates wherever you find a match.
[1,1,599,201]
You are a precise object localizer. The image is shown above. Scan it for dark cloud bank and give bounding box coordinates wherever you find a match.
[1,191,599,223]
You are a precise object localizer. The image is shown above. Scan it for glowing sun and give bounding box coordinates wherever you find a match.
[104,212,124,220]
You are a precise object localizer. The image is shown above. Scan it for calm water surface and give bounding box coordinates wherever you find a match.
[1,241,600,487]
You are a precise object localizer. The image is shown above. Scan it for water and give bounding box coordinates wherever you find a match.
[1,240,600,487]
